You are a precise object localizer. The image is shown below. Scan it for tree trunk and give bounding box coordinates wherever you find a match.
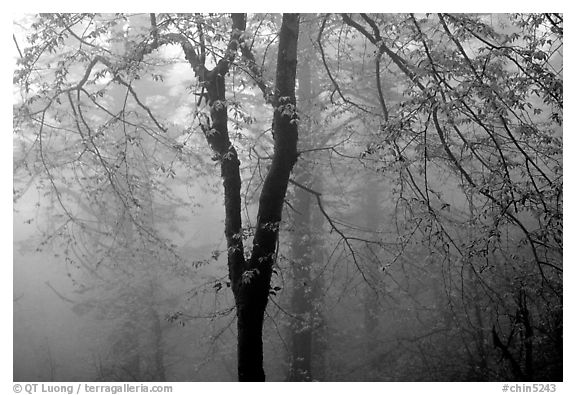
[234,14,300,381]
[236,297,267,381]
[289,171,314,381]
[149,305,166,381]
[310,192,327,381]
[288,26,315,380]
[104,12,299,381]
[362,179,381,365]
[180,13,299,381]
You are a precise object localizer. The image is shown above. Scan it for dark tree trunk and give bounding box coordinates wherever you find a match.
[173,13,299,381]
[236,297,267,381]
[518,289,534,380]
[236,14,300,381]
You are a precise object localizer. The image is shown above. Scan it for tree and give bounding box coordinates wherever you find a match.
[336,12,562,380]
[14,12,300,381]
[282,16,323,381]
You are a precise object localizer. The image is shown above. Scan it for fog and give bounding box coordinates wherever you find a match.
[14,181,233,380]
[13,13,563,383]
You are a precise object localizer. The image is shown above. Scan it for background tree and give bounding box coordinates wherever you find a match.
[335,12,562,380]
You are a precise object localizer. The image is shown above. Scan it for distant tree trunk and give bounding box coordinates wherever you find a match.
[310,189,327,381]
[147,305,166,381]
[288,171,314,381]
[469,268,488,378]
[288,171,327,381]
[287,25,315,381]
[112,312,141,381]
[108,22,168,382]
[464,193,488,379]
[362,179,380,363]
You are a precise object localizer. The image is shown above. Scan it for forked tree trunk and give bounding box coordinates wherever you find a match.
[235,14,300,381]
[177,13,299,381]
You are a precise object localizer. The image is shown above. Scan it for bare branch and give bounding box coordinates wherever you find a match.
[13,34,23,58]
